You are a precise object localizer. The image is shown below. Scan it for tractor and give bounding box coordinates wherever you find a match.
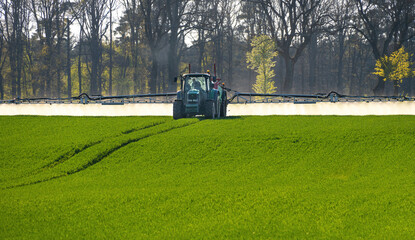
[173,73,227,119]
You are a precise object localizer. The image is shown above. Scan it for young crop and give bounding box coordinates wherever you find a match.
[1,116,414,239]
[0,116,172,186]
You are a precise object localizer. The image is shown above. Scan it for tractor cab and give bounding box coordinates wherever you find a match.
[173,73,227,119]
[183,74,209,94]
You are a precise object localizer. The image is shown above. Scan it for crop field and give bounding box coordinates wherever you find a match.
[1,115,414,239]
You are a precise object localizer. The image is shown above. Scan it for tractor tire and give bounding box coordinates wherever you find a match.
[173,100,184,120]
[216,99,221,118]
[221,101,227,118]
[205,100,215,119]
[220,92,227,118]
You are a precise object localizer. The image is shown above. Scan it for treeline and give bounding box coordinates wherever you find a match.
[0,0,414,99]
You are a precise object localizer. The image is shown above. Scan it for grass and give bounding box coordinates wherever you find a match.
[0,115,414,239]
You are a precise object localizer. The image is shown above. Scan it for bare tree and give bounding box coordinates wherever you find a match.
[191,0,214,72]
[166,0,191,92]
[190,0,231,78]
[258,0,330,93]
[0,7,5,100]
[0,18,5,100]
[2,0,28,98]
[139,0,168,93]
[72,0,111,95]
[239,1,269,89]
[212,0,226,77]
[30,0,64,97]
[122,0,143,93]
[108,0,114,95]
[318,0,354,93]
[77,20,83,95]
[330,0,352,92]
[65,16,72,98]
[223,0,237,87]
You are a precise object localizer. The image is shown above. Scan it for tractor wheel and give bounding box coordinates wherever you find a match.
[221,101,227,118]
[205,100,215,119]
[220,92,227,118]
[173,100,184,120]
[216,99,221,118]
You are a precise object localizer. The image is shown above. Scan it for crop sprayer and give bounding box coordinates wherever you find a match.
[1,63,414,118]
[172,64,229,119]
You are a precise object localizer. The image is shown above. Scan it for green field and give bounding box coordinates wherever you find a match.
[1,115,414,239]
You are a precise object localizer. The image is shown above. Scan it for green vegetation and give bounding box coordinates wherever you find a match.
[1,116,414,239]
[373,47,415,95]
[246,35,278,94]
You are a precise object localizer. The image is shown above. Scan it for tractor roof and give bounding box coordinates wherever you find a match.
[183,73,211,77]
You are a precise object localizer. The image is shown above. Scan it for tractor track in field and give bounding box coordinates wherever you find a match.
[38,141,103,171]
[5,121,169,183]
[66,121,199,175]
[3,120,199,189]
[120,120,169,135]
[2,140,103,183]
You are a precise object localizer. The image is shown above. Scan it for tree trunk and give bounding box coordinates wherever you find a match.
[90,28,100,95]
[149,51,158,93]
[337,54,344,92]
[132,38,139,94]
[10,52,16,98]
[1,4,4,99]
[90,42,99,95]
[283,56,294,93]
[109,4,113,95]
[308,34,317,93]
[98,43,102,95]
[89,0,102,96]
[7,2,17,99]
[393,80,399,96]
[0,42,3,99]
[67,20,72,98]
[227,32,233,87]
[27,40,36,97]
[300,59,305,93]
[215,32,223,77]
[16,24,23,98]
[128,1,139,94]
[0,73,3,100]
[57,17,62,98]
[78,30,82,94]
[167,37,178,92]
[5,0,15,98]
[44,13,54,97]
[9,1,18,98]
[46,40,53,97]
[167,0,179,92]
[373,77,385,95]
[336,32,345,92]
[197,30,205,72]
[198,42,205,72]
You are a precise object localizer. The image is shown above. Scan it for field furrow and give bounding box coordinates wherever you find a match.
[2,118,199,189]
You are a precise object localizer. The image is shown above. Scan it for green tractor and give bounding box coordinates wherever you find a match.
[173,73,227,119]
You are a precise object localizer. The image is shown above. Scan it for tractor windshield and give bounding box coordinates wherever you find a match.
[184,76,207,92]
